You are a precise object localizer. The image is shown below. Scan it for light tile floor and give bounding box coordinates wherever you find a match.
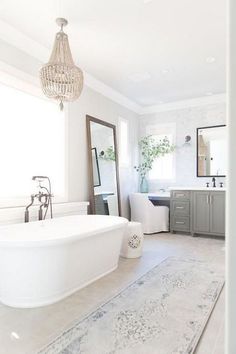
[0,233,225,354]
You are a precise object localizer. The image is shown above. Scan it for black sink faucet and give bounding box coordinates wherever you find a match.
[212,177,216,188]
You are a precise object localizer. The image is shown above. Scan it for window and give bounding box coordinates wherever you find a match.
[146,123,176,181]
[0,81,66,206]
[119,118,129,166]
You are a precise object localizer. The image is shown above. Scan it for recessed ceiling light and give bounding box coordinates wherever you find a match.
[162,69,170,75]
[158,101,164,104]
[206,57,216,64]
[128,72,151,83]
[143,0,153,4]
[11,332,20,340]
[206,92,213,96]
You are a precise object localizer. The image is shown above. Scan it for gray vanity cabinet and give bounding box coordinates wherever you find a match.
[171,190,225,237]
[192,191,225,236]
[170,191,191,233]
[192,192,210,233]
[209,192,225,235]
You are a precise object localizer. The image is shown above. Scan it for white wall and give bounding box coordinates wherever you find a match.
[68,86,138,218]
[139,102,226,190]
[0,38,227,219]
[0,40,139,219]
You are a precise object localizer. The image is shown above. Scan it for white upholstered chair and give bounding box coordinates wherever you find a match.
[129,193,169,234]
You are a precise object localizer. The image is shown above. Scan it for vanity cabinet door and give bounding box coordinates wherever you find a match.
[193,192,210,233]
[210,192,225,235]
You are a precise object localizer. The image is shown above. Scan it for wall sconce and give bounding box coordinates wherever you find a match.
[183,135,191,146]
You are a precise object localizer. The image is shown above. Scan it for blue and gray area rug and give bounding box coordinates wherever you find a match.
[39,257,224,354]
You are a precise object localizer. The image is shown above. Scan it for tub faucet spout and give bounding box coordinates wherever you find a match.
[25,195,35,223]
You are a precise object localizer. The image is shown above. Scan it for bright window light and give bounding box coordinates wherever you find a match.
[119,118,129,166]
[0,82,65,204]
[146,123,176,181]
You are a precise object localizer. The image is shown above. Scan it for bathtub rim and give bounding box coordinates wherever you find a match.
[0,215,129,248]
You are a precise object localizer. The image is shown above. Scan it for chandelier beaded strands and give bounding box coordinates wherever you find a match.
[40,18,83,110]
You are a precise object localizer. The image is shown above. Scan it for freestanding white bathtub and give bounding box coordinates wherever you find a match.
[0,215,128,308]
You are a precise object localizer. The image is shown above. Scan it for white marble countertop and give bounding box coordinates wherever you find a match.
[168,187,226,191]
[148,192,171,198]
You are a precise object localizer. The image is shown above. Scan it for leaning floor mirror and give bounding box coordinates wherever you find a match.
[86,115,121,216]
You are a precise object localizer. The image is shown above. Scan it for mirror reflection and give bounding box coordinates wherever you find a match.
[197,125,226,177]
[87,116,120,216]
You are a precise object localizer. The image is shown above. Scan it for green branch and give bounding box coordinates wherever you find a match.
[134,135,175,178]
[99,146,116,161]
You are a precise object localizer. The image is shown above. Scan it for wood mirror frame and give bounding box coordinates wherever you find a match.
[86,115,121,215]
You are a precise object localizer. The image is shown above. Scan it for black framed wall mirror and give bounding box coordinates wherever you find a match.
[197,125,226,177]
[86,115,121,216]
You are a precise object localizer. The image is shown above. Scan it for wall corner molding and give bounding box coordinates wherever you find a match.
[0,19,226,116]
[0,19,142,114]
[84,72,141,114]
[139,94,227,115]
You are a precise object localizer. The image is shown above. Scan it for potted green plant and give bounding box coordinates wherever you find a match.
[134,135,175,193]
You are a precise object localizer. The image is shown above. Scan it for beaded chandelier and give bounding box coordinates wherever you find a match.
[40,18,83,110]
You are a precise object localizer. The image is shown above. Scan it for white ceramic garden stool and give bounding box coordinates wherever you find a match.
[120,221,143,258]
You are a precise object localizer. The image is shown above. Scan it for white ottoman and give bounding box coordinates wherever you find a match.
[120,221,143,258]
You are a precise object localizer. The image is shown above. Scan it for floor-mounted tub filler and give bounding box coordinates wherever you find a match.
[0,215,128,308]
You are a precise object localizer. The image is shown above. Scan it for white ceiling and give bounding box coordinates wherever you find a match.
[0,0,226,107]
